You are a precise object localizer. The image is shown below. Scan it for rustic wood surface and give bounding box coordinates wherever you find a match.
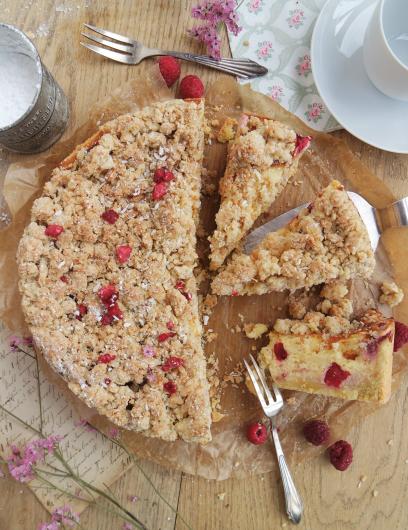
[1,1,408,529]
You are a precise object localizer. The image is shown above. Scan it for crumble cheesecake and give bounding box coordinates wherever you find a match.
[212,180,375,296]
[17,99,212,443]
[259,309,394,403]
[208,114,311,270]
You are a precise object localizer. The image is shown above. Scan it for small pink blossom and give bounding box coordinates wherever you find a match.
[143,345,156,358]
[296,54,312,77]
[256,41,273,60]
[108,427,120,439]
[74,418,96,432]
[305,102,325,123]
[128,495,139,503]
[7,435,63,483]
[287,8,305,29]
[9,335,33,351]
[189,0,242,59]
[248,0,264,14]
[268,84,284,102]
[123,523,134,530]
[39,505,80,529]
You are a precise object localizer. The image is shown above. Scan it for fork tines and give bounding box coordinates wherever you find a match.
[244,354,283,411]
[80,23,134,64]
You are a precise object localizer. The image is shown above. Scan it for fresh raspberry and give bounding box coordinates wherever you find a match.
[328,440,353,471]
[246,422,268,445]
[292,134,312,157]
[231,290,239,296]
[324,362,350,388]
[98,284,118,306]
[158,56,181,87]
[161,356,184,372]
[107,303,123,321]
[394,321,408,352]
[60,275,69,283]
[274,342,288,361]
[179,75,205,99]
[163,380,177,395]
[366,333,390,359]
[45,224,64,238]
[303,419,330,446]
[101,209,119,224]
[152,182,168,201]
[116,245,132,263]
[158,332,177,343]
[98,353,116,364]
[163,170,175,182]
[75,304,88,321]
[166,321,175,330]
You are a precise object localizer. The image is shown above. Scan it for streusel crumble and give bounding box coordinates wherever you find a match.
[212,181,375,296]
[208,114,311,270]
[17,99,212,443]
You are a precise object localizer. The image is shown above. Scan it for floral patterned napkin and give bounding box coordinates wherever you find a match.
[228,0,340,131]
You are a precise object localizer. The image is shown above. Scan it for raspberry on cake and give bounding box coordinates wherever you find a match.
[17,99,212,443]
[258,309,394,403]
[208,114,311,271]
[211,180,375,296]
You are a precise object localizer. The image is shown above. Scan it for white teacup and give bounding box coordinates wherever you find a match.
[363,0,408,101]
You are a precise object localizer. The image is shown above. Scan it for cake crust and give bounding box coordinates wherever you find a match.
[17,99,212,443]
[212,180,375,296]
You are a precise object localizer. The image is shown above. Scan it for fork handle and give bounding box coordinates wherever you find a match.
[159,51,268,80]
[270,418,303,525]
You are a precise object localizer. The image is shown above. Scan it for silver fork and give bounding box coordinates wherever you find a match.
[244,354,303,525]
[80,23,268,80]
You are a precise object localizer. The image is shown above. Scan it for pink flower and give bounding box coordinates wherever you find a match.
[9,335,33,351]
[74,418,96,432]
[190,0,242,59]
[39,505,80,530]
[7,435,63,483]
[248,0,263,13]
[108,427,120,439]
[142,345,156,358]
[269,85,283,102]
[256,41,273,60]
[123,523,134,530]
[128,495,139,503]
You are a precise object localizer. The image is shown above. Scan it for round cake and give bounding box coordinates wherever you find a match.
[17,99,212,443]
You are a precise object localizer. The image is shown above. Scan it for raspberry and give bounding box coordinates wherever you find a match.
[163,380,177,395]
[101,314,113,326]
[166,321,175,330]
[107,303,123,321]
[175,280,186,290]
[231,290,239,296]
[394,321,408,352]
[98,284,118,306]
[303,419,330,446]
[158,332,176,343]
[158,56,181,87]
[152,182,168,201]
[104,378,111,385]
[179,75,205,99]
[328,440,353,471]
[161,356,184,372]
[324,362,350,388]
[60,275,69,283]
[98,353,116,364]
[153,167,166,183]
[45,224,64,238]
[116,245,132,263]
[154,167,175,183]
[366,333,390,359]
[101,209,119,224]
[75,304,88,321]
[274,342,288,361]
[292,134,312,157]
[246,422,268,445]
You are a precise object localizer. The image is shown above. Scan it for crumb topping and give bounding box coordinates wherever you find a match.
[379,281,404,308]
[17,99,212,443]
[212,180,375,296]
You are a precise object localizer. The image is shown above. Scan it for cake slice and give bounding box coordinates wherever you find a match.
[208,114,311,270]
[17,99,212,443]
[212,180,375,296]
[258,309,394,403]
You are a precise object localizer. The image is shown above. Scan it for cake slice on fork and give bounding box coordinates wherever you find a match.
[208,114,311,271]
[211,180,375,296]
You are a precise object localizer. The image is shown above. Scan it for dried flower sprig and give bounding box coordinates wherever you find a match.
[189,0,243,59]
[1,338,193,530]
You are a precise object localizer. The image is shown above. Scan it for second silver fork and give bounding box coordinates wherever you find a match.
[81,23,268,79]
[244,354,303,525]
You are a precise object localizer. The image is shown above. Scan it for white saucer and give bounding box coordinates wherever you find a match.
[311,0,408,153]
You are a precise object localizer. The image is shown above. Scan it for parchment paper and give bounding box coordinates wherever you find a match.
[1,72,407,482]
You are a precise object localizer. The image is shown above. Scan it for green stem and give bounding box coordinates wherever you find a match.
[34,352,43,433]
[0,403,42,436]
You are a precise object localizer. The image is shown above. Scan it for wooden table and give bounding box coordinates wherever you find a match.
[1,1,408,529]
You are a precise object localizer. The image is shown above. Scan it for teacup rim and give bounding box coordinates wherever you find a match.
[379,0,408,73]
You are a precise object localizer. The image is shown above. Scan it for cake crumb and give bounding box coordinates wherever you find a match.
[217,492,226,501]
[379,281,404,307]
[372,490,379,497]
[387,439,394,446]
[244,322,268,339]
[216,117,238,143]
